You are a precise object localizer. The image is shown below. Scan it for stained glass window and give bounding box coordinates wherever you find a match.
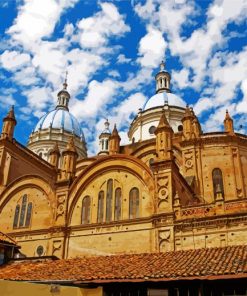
[82,196,91,224]
[25,202,32,227]
[19,194,27,227]
[115,188,121,221]
[13,204,20,228]
[129,188,139,219]
[106,179,113,222]
[97,191,104,223]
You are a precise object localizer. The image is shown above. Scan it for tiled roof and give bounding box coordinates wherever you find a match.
[0,231,17,246]
[0,245,247,283]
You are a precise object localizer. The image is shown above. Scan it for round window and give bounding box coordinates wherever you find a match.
[36,245,44,257]
[149,126,156,135]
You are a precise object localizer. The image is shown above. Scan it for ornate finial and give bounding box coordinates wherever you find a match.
[160,60,165,71]
[105,118,110,128]
[63,70,68,90]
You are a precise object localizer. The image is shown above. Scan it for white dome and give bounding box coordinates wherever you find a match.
[143,92,186,110]
[34,107,84,139]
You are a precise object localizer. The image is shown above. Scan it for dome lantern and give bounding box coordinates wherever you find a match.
[155,61,171,94]
[56,71,70,110]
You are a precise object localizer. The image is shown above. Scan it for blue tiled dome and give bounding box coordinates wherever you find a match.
[34,107,83,139]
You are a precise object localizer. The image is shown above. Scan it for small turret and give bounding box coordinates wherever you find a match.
[154,110,173,160]
[224,110,234,135]
[155,61,171,94]
[182,105,194,140]
[190,108,202,138]
[1,106,17,141]
[60,137,78,180]
[98,119,111,155]
[109,124,121,155]
[49,142,60,168]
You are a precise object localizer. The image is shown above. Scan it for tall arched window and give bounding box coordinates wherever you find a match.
[13,195,33,228]
[13,204,20,228]
[82,196,91,224]
[115,188,122,221]
[212,168,224,198]
[129,188,139,219]
[97,191,104,223]
[19,194,27,227]
[106,179,113,222]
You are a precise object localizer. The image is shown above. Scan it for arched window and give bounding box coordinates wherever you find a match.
[105,139,109,150]
[129,188,139,219]
[165,78,167,88]
[25,202,32,227]
[82,196,91,224]
[212,168,224,198]
[13,195,33,228]
[106,179,113,222]
[97,191,104,223]
[19,194,27,227]
[13,204,20,228]
[115,188,122,221]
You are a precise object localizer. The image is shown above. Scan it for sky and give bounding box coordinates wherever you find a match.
[0,0,247,155]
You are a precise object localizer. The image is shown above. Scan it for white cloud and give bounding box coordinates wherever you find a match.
[117,54,131,64]
[8,0,78,47]
[108,70,120,78]
[0,50,30,70]
[23,86,54,111]
[172,68,190,88]
[194,97,214,115]
[77,2,130,48]
[0,95,16,110]
[70,79,119,120]
[137,26,166,68]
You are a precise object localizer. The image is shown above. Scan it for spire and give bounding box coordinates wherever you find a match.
[155,60,171,94]
[65,137,77,153]
[49,142,60,168]
[60,137,78,180]
[154,110,173,160]
[155,110,171,134]
[111,124,120,138]
[56,71,70,110]
[1,105,17,140]
[109,124,121,155]
[224,110,234,135]
[50,141,60,155]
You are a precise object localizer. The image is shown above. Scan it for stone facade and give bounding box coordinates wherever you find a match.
[0,65,247,259]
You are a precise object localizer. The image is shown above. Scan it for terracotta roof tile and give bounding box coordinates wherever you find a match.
[0,231,17,246]
[0,245,247,282]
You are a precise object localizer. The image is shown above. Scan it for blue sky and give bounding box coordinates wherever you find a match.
[0,0,247,155]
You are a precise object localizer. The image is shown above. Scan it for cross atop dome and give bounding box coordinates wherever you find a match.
[160,60,165,71]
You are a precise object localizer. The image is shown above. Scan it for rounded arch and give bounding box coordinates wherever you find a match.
[0,175,55,211]
[68,155,155,224]
[0,175,56,233]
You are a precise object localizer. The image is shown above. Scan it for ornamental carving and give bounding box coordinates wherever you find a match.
[184,151,193,172]
[52,240,62,256]
[157,176,169,206]
[56,194,66,220]
[159,229,171,252]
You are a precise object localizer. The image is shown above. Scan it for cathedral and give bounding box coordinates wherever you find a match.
[0,62,247,295]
